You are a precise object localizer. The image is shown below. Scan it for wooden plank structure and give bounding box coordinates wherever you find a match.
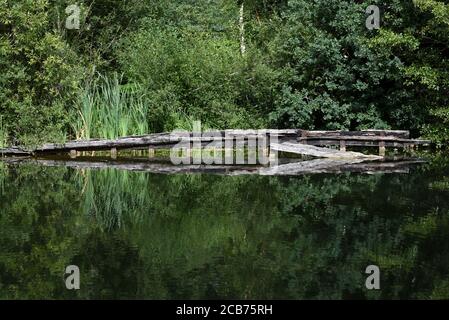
[298,130,430,156]
[0,129,431,159]
[0,147,31,157]
[32,129,299,155]
[270,142,382,160]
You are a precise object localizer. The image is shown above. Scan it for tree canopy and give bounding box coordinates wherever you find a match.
[0,0,448,145]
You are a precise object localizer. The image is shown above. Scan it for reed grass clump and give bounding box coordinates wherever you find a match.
[73,73,149,140]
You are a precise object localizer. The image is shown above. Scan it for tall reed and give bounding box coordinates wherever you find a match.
[73,73,149,140]
[78,168,151,230]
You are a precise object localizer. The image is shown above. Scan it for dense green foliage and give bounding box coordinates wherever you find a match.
[1,0,448,145]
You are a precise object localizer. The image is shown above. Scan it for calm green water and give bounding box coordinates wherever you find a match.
[1,155,449,299]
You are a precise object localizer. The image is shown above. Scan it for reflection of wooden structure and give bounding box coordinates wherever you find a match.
[0,129,431,158]
[258,159,426,175]
[2,158,426,175]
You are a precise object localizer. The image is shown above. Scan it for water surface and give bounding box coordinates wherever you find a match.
[1,155,449,299]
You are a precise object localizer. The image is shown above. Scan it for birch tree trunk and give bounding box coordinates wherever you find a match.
[239,2,246,55]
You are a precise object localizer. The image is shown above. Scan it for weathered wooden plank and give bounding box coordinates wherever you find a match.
[271,142,383,160]
[35,133,174,153]
[299,135,430,143]
[223,129,300,136]
[34,130,298,154]
[302,130,410,139]
[0,147,31,156]
[298,139,430,148]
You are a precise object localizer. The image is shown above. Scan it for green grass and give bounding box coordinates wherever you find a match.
[73,73,149,140]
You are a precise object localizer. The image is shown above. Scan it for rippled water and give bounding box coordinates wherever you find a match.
[1,154,449,299]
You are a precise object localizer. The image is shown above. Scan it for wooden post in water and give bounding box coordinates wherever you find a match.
[379,141,386,156]
[301,130,308,144]
[340,140,346,152]
[111,148,118,159]
[269,149,277,163]
[263,147,270,158]
[379,131,386,156]
[148,148,155,158]
[185,142,192,161]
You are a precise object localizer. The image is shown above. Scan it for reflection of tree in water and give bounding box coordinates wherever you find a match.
[73,232,142,299]
[0,162,6,196]
[0,165,86,299]
[1,159,449,299]
[273,167,449,299]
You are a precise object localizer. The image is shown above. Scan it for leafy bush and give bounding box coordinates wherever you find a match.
[268,0,417,130]
[423,108,449,147]
[117,19,267,131]
[0,0,83,146]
